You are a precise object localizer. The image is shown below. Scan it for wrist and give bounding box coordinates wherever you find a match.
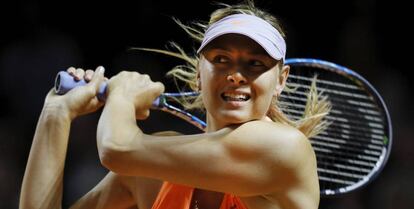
[106,91,134,108]
[42,102,73,122]
[105,92,139,121]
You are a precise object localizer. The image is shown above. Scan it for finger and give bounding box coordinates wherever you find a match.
[67,67,76,76]
[136,110,150,120]
[85,97,105,111]
[75,68,85,81]
[149,82,165,99]
[85,69,94,82]
[142,74,151,81]
[155,82,165,94]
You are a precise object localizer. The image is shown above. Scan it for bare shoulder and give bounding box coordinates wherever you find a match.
[240,120,306,138]
[234,121,320,208]
[228,120,312,162]
[229,120,318,188]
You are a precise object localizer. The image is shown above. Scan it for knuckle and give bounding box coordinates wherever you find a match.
[76,69,85,77]
[119,71,131,77]
[156,82,165,92]
[142,74,150,80]
[133,72,142,77]
[86,70,94,77]
[67,67,76,72]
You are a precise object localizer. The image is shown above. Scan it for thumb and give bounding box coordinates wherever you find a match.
[87,66,106,94]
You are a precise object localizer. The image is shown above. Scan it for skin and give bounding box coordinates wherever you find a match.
[19,34,319,209]
[199,34,288,131]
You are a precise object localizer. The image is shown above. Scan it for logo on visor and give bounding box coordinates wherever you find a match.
[229,20,247,26]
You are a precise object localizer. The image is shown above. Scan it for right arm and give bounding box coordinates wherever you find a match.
[19,102,72,209]
[19,67,136,209]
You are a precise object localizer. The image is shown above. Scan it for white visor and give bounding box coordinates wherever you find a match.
[197,14,286,61]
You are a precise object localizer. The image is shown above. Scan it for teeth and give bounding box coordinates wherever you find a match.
[222,93,250,101]
[225,93,247,99]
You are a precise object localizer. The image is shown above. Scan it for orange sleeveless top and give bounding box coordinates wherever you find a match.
[151,182,248,209]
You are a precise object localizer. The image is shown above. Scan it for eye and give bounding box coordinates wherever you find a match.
[213,55,230,64]
[249,60,265,67]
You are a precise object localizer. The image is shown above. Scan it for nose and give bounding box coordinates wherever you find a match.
[227,72,247,85]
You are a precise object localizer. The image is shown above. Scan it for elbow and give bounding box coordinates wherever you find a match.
[97,128,143,175]
[98,143,117,171]
[98,140,131,175]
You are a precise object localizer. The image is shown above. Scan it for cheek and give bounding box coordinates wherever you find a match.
[251,73,278,113]
[199,59,227,93]
[254,72,278,97]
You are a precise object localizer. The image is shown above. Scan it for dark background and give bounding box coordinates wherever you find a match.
[1,0,412,208]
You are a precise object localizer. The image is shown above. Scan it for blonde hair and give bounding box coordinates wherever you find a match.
[134,0,331,138]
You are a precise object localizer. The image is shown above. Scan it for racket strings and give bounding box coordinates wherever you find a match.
[279,100,385,144]
[285,82,383,115]
[281,90,383,117]
[286,111,385,144]
[280,66,388,194]
[280,101,384,131]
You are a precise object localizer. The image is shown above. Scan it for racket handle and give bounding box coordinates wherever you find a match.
[54,71,162,106]
[54,71,108,101]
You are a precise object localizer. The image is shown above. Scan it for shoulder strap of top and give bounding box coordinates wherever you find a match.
[220,194,249,209]
[151,182,248,209]
[151,181,193,209]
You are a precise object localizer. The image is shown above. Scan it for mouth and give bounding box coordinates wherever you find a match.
[221,92,251,102]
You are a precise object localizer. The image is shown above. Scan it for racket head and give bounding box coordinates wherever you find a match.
[283,58,392,196]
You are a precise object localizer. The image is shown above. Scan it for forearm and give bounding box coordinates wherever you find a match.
[97,95,143,171]
[19,105,71,209]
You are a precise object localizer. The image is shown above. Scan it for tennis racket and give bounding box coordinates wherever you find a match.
[54,58,392,196]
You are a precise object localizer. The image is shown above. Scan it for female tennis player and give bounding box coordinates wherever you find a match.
[20,1,330,209]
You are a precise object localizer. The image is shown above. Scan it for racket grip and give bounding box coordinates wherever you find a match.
[54,71,107,101]
[54,71,162,106]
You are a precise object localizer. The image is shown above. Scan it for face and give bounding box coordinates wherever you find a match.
[198,34,289,131]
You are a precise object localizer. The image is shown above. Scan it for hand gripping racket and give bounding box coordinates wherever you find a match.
[54,58,392,196]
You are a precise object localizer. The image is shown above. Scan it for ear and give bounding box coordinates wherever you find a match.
[274,65,290,97]
[196,71,201,91]
[197,78,201,91]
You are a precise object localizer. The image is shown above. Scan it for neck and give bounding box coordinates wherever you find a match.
[205,114,229,132]
[206,114,273,133]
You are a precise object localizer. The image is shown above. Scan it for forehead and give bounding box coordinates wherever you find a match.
[202,34,270,56]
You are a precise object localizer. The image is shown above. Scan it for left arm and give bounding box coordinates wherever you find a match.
[97,71,318,197]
